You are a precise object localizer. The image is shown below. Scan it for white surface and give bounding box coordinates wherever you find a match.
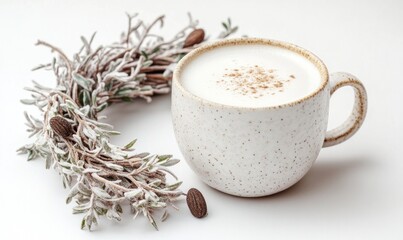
[181,43,322,107]
[0,0,402,239]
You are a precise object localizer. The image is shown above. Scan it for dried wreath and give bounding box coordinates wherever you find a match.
[18,13,237,230]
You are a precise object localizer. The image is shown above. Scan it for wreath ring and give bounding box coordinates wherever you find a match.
[18,14,237,230]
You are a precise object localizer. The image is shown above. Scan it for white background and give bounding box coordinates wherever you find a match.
[1,0,402,239]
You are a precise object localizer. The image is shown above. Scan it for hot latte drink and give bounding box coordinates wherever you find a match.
[181,44,322,107]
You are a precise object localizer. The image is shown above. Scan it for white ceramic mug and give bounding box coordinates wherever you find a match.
[172,38,367,197]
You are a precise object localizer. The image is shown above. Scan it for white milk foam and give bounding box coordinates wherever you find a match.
[180,44,322,107]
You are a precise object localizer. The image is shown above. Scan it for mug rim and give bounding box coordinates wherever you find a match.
[173,38,329,110]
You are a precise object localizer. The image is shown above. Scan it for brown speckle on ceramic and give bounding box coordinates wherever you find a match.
[171,38,368,197]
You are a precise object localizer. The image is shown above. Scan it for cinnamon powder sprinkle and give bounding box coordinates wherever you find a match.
[216,65,296,98]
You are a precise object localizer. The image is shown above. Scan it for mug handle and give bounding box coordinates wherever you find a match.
[323,72,368,147]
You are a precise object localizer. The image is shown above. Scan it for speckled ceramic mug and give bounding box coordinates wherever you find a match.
[172,38,367,197]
